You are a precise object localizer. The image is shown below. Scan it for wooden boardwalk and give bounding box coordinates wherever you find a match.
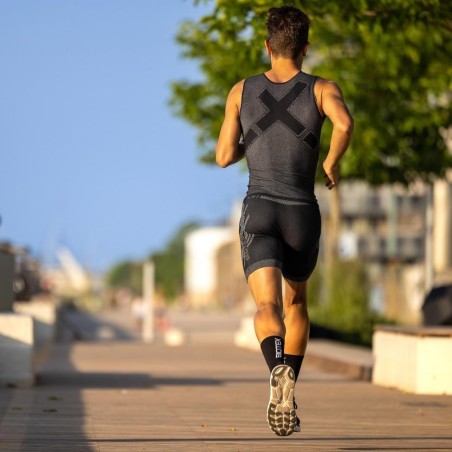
[1,309,452,451]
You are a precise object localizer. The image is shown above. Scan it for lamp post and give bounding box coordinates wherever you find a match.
[142,261,155,343]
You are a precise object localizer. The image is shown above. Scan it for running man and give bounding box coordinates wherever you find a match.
[216,6,353,436]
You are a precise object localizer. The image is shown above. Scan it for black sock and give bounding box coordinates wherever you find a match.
[284,354,304,382]
[260,336,285,372]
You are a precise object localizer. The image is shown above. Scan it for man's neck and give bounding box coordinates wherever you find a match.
[265,56,303,83]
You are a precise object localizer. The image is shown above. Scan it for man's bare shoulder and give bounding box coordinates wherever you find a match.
[315,77,335,86]
[315,77,342,93]
[315,77,344,98]
[314,78,344,113]
[227,80,245,110]
[229,80,245,98]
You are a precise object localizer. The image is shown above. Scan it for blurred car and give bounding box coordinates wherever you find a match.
[14,255,44,302]
[422,284,452,326]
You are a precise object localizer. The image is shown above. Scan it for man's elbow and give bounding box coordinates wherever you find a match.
[215,147,232,168]
[338,116,354,136]
[216,157,230,168]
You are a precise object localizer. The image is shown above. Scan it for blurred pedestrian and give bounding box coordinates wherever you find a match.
[216,6,353,436]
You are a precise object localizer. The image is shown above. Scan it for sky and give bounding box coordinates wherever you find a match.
[0,0,248,271]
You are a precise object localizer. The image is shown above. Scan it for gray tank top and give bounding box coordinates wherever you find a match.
[240,71,324,203]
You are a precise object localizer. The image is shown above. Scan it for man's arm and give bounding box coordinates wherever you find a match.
[318,80,354,189]
[215,81,244,168]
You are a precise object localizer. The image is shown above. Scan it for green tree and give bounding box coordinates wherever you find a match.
[106,260,143,294]
[150,221,200,300]
[106,222,200,300]
[170,0,452,182]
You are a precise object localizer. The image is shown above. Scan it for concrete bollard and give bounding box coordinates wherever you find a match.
[0,313,34,387]
[234,317,259,351]
[14,300,56,350]
[373,325,452,395]
[164,328,185,347]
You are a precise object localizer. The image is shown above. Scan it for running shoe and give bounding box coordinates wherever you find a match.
[267,364,297,436]
[293,399,301,432]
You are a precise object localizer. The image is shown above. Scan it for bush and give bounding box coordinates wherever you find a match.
[308,259,391,346]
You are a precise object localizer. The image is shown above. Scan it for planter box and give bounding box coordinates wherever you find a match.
[0,313,34,387]
[373,325,452,395]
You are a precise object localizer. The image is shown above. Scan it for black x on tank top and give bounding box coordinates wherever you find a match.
[240,72,325,203]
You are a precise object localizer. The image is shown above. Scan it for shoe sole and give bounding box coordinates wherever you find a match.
[267,364,297,436]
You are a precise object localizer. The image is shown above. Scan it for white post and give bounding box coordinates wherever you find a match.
[142,261,155,343]
[424,184,434,294]
[433,178,452,274]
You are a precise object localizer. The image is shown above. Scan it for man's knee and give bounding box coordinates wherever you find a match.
[256,300,281,316]
[284,280,307,306]
[284,292,307,308]
[284,297,308,319]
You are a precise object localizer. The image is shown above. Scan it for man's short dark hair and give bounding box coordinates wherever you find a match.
[266,6,310,59]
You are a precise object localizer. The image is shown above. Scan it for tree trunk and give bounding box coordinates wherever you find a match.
[323,186,341,306]
[424,183,434,294]
[326,186,341,266]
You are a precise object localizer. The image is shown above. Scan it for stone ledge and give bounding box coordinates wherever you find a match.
[0,313,34,387]
[374,324,452,337]
[373,328,452,395]
[14,299,56,348]
[305,339,373,381]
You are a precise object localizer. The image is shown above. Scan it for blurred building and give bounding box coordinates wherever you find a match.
[317,182,427,263]
[317,175,452,325]
[185,225,242,308]
[216,204,250,310]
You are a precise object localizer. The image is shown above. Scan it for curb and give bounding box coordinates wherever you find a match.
[234,317,373,381]
[305,339,373,381]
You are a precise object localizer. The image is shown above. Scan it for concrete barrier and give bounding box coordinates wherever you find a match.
[373,325,452,395]
[14,299,56,349]
[0,313,34,387]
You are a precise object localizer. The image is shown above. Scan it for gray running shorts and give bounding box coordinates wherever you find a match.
[239,194,321,281]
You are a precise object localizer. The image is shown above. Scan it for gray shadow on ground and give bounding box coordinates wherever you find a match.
[1,337,95,450]
[91,437,452,447]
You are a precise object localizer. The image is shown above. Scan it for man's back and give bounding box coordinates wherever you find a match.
[240,71,324,203]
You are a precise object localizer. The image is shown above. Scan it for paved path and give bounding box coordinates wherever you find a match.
[1,309,452,451]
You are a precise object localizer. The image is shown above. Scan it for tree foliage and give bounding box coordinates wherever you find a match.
[106,260,143,294]
[106,222,200,300]
[170,0,452,183]
[150,221,200,300]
